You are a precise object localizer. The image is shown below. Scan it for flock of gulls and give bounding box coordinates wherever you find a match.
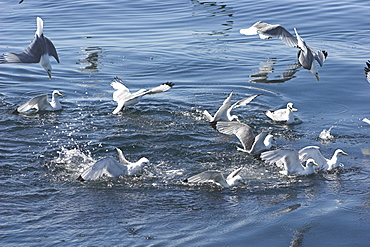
[4,17,365,188]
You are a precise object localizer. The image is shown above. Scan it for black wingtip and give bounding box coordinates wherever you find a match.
[77,175,85,182]
[322,50,328,59]
[210,121,217,129]
[165,82,175,87]
[12,109,19,115]
[365,61,370,73]
[113,76,123,82]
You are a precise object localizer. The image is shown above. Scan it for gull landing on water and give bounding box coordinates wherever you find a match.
[185,167,245,188]
[261,149,318,176]
[12,90,63,114]
[298,146,348,171]
[240,21,328,80]
[77,148,150,181]
[0,17,59,79]
[216,121,274,155]
[111,77,174,114]
[203,91,262,123]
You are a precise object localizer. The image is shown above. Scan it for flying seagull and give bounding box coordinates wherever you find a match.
[216,121,274,155]
[240,21,328,80]
[111,76,174,114]
[0,17,59,78]
[298,146,348,171]
[264,102,297,124]
[77,148,150,181]
[261,149,318,176]
[13,90,63,114]
[203,91,262,123]
[185,167,245,188]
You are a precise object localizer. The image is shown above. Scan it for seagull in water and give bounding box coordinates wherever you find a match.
[364,61,370,83]
[0,17,59,79]
[240,21,328,80]
[111,77,174,114]
[261,149,318,176]
[185,167,245,188]
[216,121,274,155]
[203,91,262,123]
[264,102,297,124]
[298,146,348,171]
[77,148,150,181]
[12,90,63,114]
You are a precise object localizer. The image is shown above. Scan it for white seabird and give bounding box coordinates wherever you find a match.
[185,167,244,188]
[13,90,63,114]
[261,148,318,176]
[0,17,59,78]
[264,102,297,124]
[298,146,348,171]
[216,121,274,155]
[203,91,261,123]
[78,148,150,181]
[240,21,328,80]
[111,76,174,114]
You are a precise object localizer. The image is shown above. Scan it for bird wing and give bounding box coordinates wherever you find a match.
[248,131,268,154]
[313,50,327,67]
[16,94,49,112]
[212,91,233,121]
[365,61,370,83]
[0,35,45,63]
[240,21,298,47]
[111,77,131,102]
[45,36,59,63]
[298,146,327,169]
[203,110,214,122]
[187,170,227,187]
[115,148,130,165]
[261,149,298,168]
[145,82,174,95]
[228,93,262,114]
[282,150,305,175]
[81,157,127,180]
[226,167,243,180]
[216,121,255,151]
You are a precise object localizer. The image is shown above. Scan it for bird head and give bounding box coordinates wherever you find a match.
[287,102,298,112]
[52,90,63,97]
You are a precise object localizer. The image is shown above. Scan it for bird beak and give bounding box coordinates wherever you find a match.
[315,74,320,81]
[47,71,52,79]
[313,163,319,166]
[289,107,298,112]
[343,152,349,156]
[58,93,63,97]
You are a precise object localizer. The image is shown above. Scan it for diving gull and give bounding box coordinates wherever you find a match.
[298,146,348,171]
[13,90,62,114]
[0,17,59,78]
[261,149,318,176]
[364,61,370,83]
[111,76,174,114]
[240,21,328,80]
[203,91,261,123]
[77,148,150,181]
[185,167,244,188]
[264,102,297,124]
[216,121,273,155]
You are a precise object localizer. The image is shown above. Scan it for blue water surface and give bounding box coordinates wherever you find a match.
[1,0,370,246]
